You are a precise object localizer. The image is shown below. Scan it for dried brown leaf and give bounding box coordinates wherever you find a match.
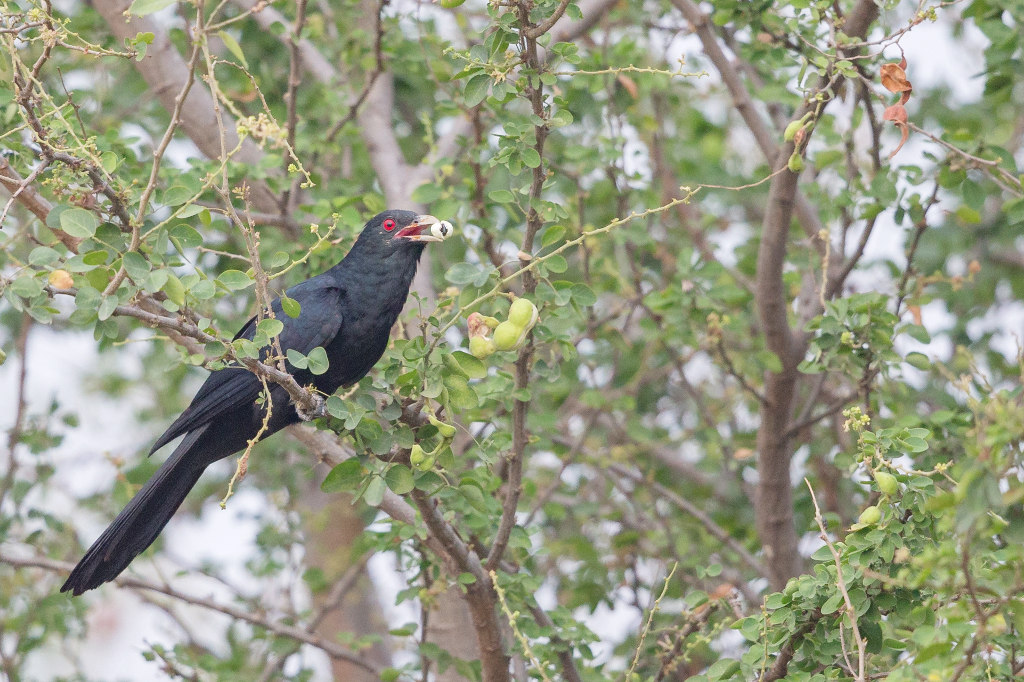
[880,62,912,94]
[883,104,908,124]
[883,105,909,158]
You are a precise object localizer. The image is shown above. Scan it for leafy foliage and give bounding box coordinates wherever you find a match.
[1,0,1023,680]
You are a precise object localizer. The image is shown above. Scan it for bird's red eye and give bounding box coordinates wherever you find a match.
[383,218,396,231]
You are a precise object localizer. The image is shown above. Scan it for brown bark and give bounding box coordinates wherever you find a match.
[753,1,881,589]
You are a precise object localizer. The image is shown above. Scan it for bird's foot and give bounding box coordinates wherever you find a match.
[296,392,327,421]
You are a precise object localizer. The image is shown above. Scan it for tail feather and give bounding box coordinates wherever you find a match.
[61,428,209,595]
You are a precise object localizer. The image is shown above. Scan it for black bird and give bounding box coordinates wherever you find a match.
[62,210,450,595]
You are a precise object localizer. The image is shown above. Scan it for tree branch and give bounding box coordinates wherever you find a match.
[0,551,382,674]
[90,0,280,215]
[609,464,770,581]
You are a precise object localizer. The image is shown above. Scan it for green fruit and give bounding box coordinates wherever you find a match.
[469,335,496,359]
[858,505,881,525]
[787,152,804,172]
[429,415,457,438]
[409,444,426,468]
[492,321,524,351]
[783,120,802,142]
[874,471,898,495]
[508,297,538,329]
[439,0,465,6]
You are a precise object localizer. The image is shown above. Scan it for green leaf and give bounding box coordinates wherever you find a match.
[903,436,928,453]
[280,295,301,318]
[443,374,478,410]
[218,269,253,290]
[163,272,185,305]
[257,318,284,338]
[363,477,386,506]
[821,592,844,615]
[571,283,597,306]
[97,295,118,321]
[905,351,930,370]
[488,189,515,203]
[544,254,567,273]
[321,459,363,493]
[127,0,175,16]
[122,252,150,280]
[541,224,565,247]
[464,74,491,106]
[10,276,43,299]
[955,205,981,224]
[82,251,108,266]
[286,348,309,369]
[450,351,487,379]
[29,247,60,266]
[521,147,542,168]
[411,182,442,204]
[170,224,203,249]
[306,346,329,375]
[60,208,98,238]
[162,186,192,206]
[445,263,484,285]
[217,30,248,68]
[385,466,415,495]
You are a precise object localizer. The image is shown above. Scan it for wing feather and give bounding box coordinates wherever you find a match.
[149,282,344,453]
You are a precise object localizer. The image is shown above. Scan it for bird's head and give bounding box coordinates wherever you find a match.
[364,210,453,247]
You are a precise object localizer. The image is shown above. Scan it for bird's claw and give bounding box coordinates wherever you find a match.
[296,393,327,421]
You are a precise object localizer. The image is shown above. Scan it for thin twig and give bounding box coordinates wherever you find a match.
[805,479,866,681]
[610,464,771,580]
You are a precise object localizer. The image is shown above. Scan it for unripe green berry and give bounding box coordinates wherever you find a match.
[787,152,804,173]
[783,119,802,142]
[508,297,538,330]
[874,471,898,495]
[858,505,882,526]
[429,415,457,438]
[410,444,427,468]
[469,335,496,359]
[493,321,524,351]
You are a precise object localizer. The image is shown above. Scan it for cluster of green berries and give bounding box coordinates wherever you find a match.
[467,297,539,359]
[857,470,901,526]
[409,414,458,471]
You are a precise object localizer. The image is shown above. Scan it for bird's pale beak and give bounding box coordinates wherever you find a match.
[395,215,448,242]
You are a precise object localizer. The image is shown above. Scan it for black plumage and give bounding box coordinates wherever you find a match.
[62,210,446,595]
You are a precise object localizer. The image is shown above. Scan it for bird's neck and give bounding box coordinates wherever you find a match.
[331,243,424,320]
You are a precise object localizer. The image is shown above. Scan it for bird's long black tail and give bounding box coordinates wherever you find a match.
[61,428,209,595]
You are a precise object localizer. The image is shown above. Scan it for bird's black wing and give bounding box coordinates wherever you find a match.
[149,282,344,453]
